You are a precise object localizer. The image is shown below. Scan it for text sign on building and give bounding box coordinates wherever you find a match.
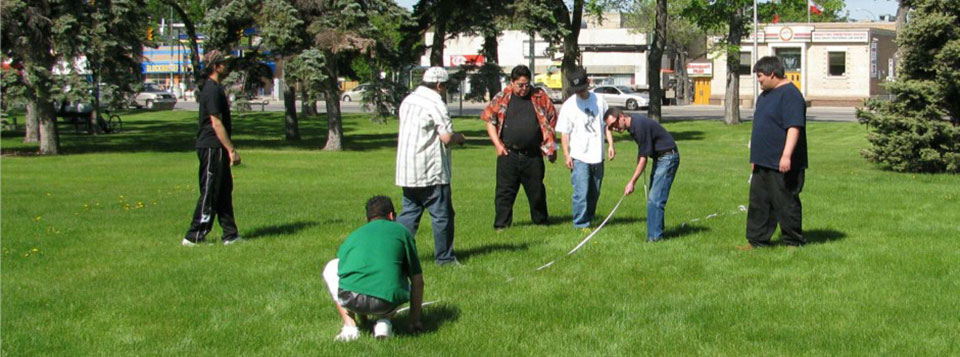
[444,55,485,67]
[686,63,712,77]
[812,31,869,43]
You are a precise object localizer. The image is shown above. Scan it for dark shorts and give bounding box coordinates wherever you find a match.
[338,289,399,316]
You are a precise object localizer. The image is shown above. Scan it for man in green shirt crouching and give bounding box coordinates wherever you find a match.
[322,196,424,341]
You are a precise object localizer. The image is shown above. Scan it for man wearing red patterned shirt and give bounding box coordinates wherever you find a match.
[481,65,558,229]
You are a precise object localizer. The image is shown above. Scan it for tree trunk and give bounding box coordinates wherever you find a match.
[429,16,447,67]
[322,52,343,151]
[559,0,584,99]
[677,50,689,105]
[164,0,203,86]
[24,100,39,143]
[283,79,300,140]
[724,8,745,125]
[647,0,668,122]
[483,32,501,99]
[37,100,60,154]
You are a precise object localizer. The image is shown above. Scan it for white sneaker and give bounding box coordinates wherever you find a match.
[334,325,359,342]
[373,319,392,340]
[181,239,197,247]
[223,237,242,245]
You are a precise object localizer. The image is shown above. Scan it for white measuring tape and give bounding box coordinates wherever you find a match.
[536,194,627,271]
[394,300,440,314]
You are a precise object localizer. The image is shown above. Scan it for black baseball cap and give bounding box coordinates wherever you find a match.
[566,68,589,92]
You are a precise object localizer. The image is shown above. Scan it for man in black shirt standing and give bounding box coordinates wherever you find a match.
[743,56,808,249]
[481,65,558,229]
[183,50,242,246]
[604,108,679,241]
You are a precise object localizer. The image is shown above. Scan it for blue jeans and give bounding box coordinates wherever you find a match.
[571,159,604,228]
[647,153,680,241]
[397,184,456,264]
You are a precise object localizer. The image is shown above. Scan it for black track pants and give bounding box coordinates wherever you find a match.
[184,147,238,242]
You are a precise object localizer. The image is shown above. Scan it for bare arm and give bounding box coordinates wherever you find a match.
[407,274,424,331]
[439,132,465,146]
[606,126,616,160]
[779,127,800,173]
[561,133,573,170]
[625,156,647,195]
[485,122,508,156]
[211,114,240,165]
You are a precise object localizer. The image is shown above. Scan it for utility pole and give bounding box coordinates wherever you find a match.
[528,31,536,75]
[753,0,759,106]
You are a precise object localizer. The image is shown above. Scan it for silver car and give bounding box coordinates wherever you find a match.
[340,84,370,102]
[134,83,178,110]
[591,85,649,110]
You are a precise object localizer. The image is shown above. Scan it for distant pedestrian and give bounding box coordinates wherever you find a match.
[556,68,615,229]
[395,67,466,265]
[182,50,241,246]
[322,196,424,341]
[481,65,558,229]
[743,56,808,249]
[604,108,679,241]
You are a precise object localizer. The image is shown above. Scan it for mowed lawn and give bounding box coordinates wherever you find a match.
[2,109,958,355]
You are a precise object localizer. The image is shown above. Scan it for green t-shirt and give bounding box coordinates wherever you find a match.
[336,219,422,305]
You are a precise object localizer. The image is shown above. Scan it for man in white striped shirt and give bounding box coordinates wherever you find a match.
[395,67,465,266]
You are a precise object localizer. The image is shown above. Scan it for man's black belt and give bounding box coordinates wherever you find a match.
[654,148,678,158]
[508,146,541,156]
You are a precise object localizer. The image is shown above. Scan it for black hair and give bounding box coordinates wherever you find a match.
[753,56,786,79]
[604,107,623,121]
[510,65,532,81]
[365,195,395,221]
[422,81,440,89]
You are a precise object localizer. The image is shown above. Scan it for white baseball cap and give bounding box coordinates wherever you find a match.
[422,67,450,83]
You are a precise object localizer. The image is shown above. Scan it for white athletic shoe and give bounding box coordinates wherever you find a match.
[223,237,243,245]
[334,325,359,342]
[373,319,392,340]
[181,239,197,247]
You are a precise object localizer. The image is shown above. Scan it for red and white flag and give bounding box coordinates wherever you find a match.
[809,0,824,15]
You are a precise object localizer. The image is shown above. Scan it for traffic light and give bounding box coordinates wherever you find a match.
[147,27,154,41]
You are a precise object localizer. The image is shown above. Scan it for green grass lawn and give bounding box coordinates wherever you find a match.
[2,110,958,355]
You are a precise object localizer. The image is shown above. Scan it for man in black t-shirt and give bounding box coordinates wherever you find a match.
[604,108,679,241]
[742,56,808,249]
[183,50,242,246]
[481,65,558,229]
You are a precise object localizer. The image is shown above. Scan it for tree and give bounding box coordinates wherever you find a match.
[646,0,667,122]
[2,0,149,154]
[857,0,960,173]
[624,0,702,107]
[756,0,845,23]
[683,0,753,125]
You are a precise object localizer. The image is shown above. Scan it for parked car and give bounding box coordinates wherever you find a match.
[134,83,177,110]
[591,85,649,110]
[341,84,371,102]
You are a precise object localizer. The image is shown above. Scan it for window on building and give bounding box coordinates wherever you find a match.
[828,51,846,76]
[738,52,752,75]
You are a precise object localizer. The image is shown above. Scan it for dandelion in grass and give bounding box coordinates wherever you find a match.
[34,216,42,222]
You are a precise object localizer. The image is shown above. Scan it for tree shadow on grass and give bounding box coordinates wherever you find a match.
[457,242,533,263]
[394,303,460,337]
[804,228,846,245]
[245,220,319,239]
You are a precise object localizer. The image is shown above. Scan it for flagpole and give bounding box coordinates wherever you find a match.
[807,0,811,23]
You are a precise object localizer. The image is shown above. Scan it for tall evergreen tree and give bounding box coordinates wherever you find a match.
[857,0,960,173]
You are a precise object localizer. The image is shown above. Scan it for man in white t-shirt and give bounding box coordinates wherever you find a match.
[556,68,616,229]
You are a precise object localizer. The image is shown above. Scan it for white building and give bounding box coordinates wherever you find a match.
[691,22,897,107]
[422,13,651,89]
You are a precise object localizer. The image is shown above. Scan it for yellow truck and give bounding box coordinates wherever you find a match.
[533,63,563,90]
